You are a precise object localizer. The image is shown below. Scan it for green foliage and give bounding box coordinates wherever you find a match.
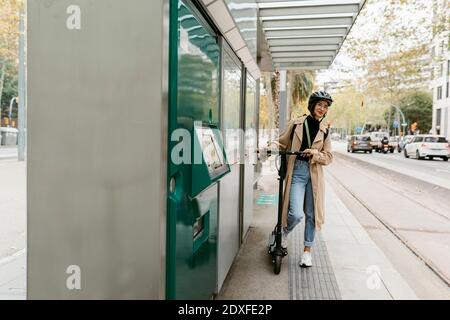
[289,70,314,117]
[1,0,23,117]
[383,90,433,133]
[331,0,437,133]
[0,0,22,61]
[270,71,280,128]
[326,85,365,134]
[0,62,17,118]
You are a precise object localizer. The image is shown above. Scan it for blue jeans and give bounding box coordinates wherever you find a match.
[283,159,315,247]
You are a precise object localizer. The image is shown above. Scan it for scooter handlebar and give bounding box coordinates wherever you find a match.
[257,149,310,157]
[276,150,310,156]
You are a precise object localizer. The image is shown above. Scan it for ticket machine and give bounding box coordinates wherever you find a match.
[167,122,230,299]
[166,1,230,299]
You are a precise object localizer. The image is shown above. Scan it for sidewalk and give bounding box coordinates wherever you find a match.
[0,156,418,300]
[218,159,417,300]
[0,158,26,300]
[0,250,26,300]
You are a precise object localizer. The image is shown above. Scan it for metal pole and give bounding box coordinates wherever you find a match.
[361,99,367,135]
[279,70,287,132]
[391,104,407,136]
[18,6,26,161]
[9,97,17,127]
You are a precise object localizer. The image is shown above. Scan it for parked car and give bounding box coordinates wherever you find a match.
[397,135,414,152]
[347,135,372,153]
[404,135,450,161]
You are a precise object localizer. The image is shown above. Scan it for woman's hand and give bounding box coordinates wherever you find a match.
[303,148,319,157]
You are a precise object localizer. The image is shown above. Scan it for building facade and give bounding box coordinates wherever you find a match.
[431,0,450,139]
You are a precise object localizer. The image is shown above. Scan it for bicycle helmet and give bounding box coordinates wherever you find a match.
[308,90,333,113]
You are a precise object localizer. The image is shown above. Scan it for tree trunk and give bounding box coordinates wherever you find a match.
[264,74,274,142]
[0,61,6,116]
[271,71,280,129]
[0,61,6,127]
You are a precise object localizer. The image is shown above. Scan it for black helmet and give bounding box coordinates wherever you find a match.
[308,90,333,113]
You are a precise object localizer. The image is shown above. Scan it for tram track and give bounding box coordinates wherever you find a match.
[334,152,450,222]
[326,155,450,289]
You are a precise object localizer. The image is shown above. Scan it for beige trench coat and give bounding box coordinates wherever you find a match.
[277,115,333,231]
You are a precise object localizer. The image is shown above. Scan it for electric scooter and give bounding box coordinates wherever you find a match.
[267,150,309,274]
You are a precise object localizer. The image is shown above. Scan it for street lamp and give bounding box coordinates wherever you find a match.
[391,104,408,136]
[9,97,18,128]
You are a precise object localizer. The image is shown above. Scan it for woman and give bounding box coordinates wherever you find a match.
[277,91,334,267]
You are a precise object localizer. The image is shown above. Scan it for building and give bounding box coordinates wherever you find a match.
[431,0,450,139]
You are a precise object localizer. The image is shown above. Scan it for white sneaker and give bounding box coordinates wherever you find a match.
[281,233,288,249]
[300,251,312,267]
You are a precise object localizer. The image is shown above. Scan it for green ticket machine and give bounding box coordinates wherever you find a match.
[167,0,230,299]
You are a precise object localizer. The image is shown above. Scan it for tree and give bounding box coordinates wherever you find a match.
[0,62,18,122]
[259,89,269,130]
[326,85,367,135]
[288,70,314,119]
[344,0,434,134]
[261,72,277,142]
[346,0,432,67]
[0,0,23,117]
[432,0,450,36]
[366,46,430,98]
[383,90,433,134]
[398,91,432,134]
[270,71,280,129]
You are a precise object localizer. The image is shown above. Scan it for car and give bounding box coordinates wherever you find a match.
[387,136,398,153]
[347,135,372,153]
[397,135,414,152]
[404,135,450,161]
[331,132,341,141]
[369,131,388,152]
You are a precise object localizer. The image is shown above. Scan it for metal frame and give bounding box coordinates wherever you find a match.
[217,36,244,291]
[256,0,368,70]
[160,0,170,299]
[239,63,246,243]
[199,0,261,80]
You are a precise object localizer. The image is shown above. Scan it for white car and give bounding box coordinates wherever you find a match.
[369,131,388,151]
[404,135,450,161]
[331,132,340,140]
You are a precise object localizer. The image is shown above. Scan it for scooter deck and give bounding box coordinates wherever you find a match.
[268,230,288,257]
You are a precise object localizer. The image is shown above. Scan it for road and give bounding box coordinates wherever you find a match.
[332,140,450,190]
[326,142,450,298]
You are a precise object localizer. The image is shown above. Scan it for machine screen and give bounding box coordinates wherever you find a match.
[195,126,227,179]
[202,130,224,175]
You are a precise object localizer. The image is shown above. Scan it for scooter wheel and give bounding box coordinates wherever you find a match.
[274,255,282,274]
